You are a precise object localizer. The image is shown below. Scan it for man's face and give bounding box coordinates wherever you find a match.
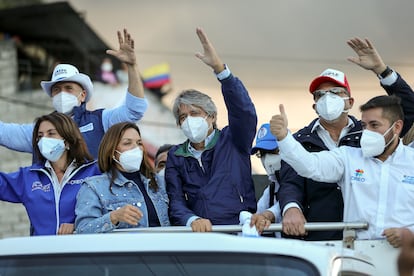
[51,81,86,103]
[155,151,168,173]
[178,104,215,127]
[312,82,354,122]
[313,82,351,103]
[361,107,395,142]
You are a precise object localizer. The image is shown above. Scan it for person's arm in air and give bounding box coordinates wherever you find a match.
[102,28,148,131]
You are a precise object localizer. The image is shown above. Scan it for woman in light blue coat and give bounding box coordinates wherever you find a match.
[75,122,170,233]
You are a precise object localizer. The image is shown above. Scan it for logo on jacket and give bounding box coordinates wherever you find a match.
[79,123,94,133]
[31,182,51,192]
[402,175,414,185]
[351,169,365,182]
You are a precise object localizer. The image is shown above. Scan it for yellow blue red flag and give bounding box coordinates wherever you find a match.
[142,63,171,89]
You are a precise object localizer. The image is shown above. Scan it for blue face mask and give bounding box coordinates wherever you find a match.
[37,137,66,162]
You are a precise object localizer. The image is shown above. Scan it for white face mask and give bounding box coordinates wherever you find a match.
[360,123,396,158]
[114,147,143,173]
[52,92,81,114]
[260,153,281,176]
[37,137,66,162]
[101,62,113,72]
[316,93,348,121]
[181,116,210,143]
[157,168,165,179]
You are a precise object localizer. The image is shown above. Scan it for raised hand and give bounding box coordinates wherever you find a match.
[270,104,289,140]
[195,27,225,74]
[346,37,386,75]
[106,28,136,66]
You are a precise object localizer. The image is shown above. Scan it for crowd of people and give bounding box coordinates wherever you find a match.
[0,26,414,273]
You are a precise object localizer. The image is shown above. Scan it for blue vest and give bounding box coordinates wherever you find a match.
[72,104,105,158]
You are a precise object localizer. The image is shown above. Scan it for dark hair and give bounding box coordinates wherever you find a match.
[155,144,174,159]
[360,95,404,123]
[98,122,158,192]
[32,112,93,165]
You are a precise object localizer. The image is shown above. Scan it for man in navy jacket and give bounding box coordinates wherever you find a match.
[166,28,257,232]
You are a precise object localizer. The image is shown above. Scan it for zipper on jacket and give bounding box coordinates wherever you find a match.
[197,158,205,173]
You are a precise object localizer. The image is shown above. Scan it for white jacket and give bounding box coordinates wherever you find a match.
[279,133,414,239]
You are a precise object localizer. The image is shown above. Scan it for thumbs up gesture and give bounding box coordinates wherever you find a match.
[270,104,289,140]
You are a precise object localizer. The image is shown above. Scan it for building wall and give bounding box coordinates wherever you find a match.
[0,40,52,238]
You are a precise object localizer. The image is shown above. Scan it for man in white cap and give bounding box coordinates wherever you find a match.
[277,37,414,241]
[0,29,147,158]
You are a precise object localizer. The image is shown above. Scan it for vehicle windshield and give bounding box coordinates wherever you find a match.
[0,252,319,276]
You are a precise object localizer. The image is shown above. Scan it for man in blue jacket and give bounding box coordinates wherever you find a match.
[278,37,414,240]
[166,28,257,232]
[0,29,148,158]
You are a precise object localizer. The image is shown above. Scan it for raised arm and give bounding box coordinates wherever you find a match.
[106,28,144,99]
[0,122,34,153]
[194,27,225,74]
[270,105,344,183]
[347,37,387,75]
[347,37,414,136]
[195,27,257,152]
[102,29,148,130]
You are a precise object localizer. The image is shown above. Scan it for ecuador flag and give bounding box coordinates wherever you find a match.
[142,63,171,89]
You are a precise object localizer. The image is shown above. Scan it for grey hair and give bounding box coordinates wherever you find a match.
[173,89,217,128]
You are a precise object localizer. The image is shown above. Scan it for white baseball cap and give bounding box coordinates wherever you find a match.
[40,64,93,102]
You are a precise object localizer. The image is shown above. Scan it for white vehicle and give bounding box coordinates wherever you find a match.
[0,223,400,276]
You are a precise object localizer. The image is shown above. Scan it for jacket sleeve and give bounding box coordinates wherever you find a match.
[165,151,196,226]
[0,169,26,203]
[221,75,257,154]
[75,182,116,233]
[381,73,414,136]
[0,122,34,153]
[101,92,148,132]
[278,161,306,213]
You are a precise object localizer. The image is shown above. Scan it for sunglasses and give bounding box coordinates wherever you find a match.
[313,87,349,99]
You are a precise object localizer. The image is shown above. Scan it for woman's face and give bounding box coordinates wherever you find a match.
[37,120,63,141]
[115,128,143,156]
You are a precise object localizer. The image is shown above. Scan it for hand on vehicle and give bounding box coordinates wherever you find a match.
[58,223,74,235]
[251,212,273,234]
[282,207,307,236]
[191,218,212,232]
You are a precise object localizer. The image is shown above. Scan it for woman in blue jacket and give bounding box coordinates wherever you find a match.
[75,122,170,233]
[0,112,100,235]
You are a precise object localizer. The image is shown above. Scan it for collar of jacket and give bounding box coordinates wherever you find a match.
[174,129,221,157]
[109,171,150,188]
[294,115,362,148]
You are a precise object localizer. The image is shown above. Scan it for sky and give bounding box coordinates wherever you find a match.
[45,0,414,172]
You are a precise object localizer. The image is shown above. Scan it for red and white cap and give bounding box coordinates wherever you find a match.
[309,68,351,95]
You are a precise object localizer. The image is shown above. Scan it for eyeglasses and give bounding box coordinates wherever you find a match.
[313,87,348,99]
[255,149,279,158]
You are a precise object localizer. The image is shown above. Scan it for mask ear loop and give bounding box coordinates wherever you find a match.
[383,122,397,148]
